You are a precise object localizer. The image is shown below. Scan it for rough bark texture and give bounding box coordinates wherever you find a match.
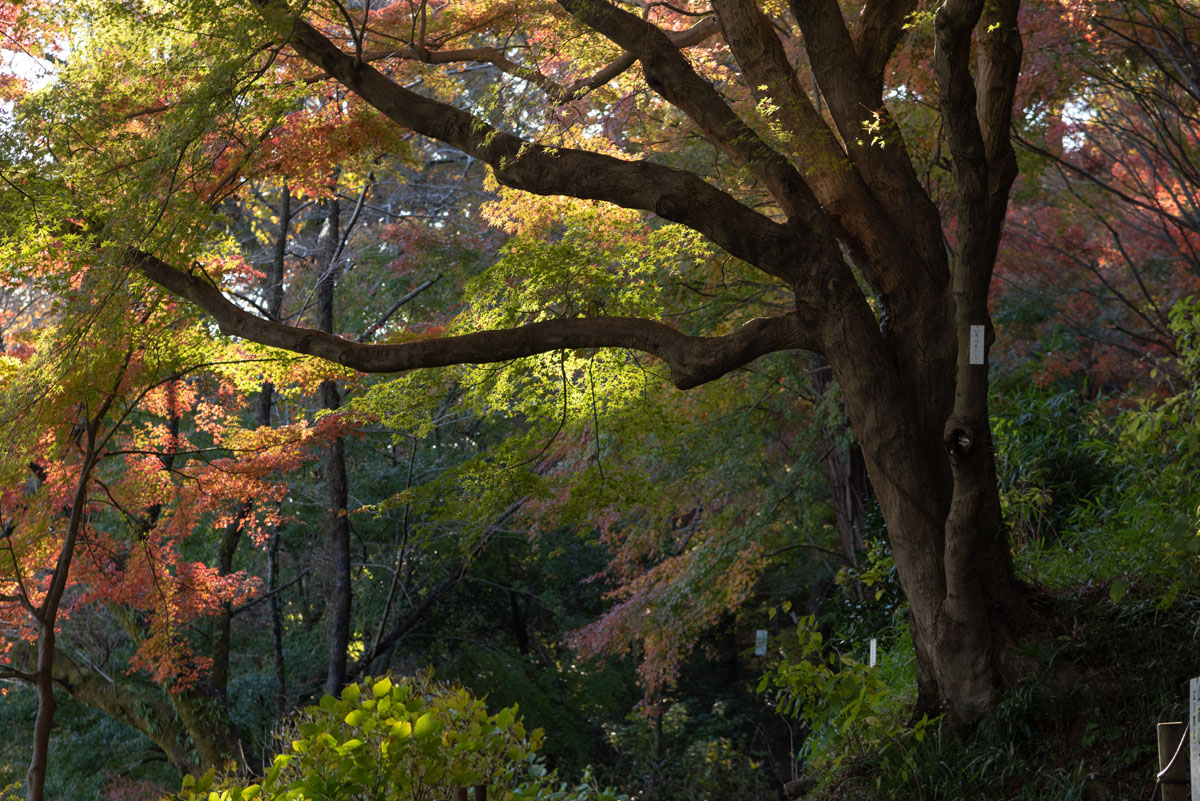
[132,0,1032,724]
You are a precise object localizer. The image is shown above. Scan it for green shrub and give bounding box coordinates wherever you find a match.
[165,675,623,801]
[757,607,933,791]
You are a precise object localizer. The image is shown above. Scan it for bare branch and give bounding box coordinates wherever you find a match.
[357,274,442,342]
[346,17,720,103]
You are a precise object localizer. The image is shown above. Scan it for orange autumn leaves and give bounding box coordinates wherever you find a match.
[0,325,346,692]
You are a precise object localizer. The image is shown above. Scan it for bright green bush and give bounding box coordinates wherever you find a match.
[757,606,933,790]
[165,675,623,801]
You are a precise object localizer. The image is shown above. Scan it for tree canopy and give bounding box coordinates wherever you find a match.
[2,0,1200,800]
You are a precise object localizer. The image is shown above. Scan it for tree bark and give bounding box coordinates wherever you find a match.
[316,197,353,697]
[25,402,108,801]
[265,185,290,713]
[209,509,246,703]
[810,356,869,567]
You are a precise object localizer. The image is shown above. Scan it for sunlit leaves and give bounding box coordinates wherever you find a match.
[170,674,547,801]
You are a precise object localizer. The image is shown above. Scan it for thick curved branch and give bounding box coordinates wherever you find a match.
[133,250,813,389]
[9,642,199,774]
[975,0,1022,215]
[558,0,827,230]
[789,0,945,275]
[274,6,803,283]
[934,0,988,208]
[711,0,924,304]
[851,0,919,96]
[935,0,1019,240]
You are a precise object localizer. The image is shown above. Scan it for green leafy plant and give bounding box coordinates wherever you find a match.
[757,608,934,787]
[166,675,556,801]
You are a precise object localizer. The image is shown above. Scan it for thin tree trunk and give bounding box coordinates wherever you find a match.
[265,184,291,712]
[26,412,103,801]
[267,527,288,713]
[810,356,869,567]
[316,196,353,696]
[209,510,246,702]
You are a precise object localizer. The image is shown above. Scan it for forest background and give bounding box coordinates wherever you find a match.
[1,0,1199,799]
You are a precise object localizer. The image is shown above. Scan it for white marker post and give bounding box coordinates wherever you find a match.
[1190,677,1200,800]
[869,638,877,668]
[755,630,767,657]
[969,325,986,366]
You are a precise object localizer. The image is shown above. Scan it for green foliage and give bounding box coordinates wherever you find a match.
[991,386,1114,547]
[1003,297,1200,601]
[841,590,1200,801]
[757,607,933,790]
[600,700,770,801]
[0,686,178,801]
[169,675,532,801]
[165,675,631,801]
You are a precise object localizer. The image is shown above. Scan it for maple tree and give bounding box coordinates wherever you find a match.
[999,0,1200,389]
[0,0,1035,733]
[0,204,362,797]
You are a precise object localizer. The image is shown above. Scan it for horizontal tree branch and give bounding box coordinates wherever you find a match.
[132,249,813,389]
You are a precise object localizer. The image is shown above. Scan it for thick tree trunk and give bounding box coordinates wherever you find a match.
[819,262,1025,724]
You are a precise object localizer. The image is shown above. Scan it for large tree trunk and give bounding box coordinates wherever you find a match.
[823,308,1022,722]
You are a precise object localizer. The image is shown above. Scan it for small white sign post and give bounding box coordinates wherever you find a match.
[1190,677,1200,800]
[969,325,986,365]
[869,638,877,668]
[755,630,767,657]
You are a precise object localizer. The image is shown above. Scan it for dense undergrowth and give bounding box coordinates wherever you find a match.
[794,589,1198,801]
[775,299,1200,800]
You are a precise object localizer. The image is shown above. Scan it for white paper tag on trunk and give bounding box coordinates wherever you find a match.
[869,637,877,667]
[755,630,767,656]
[969,325,986,365]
